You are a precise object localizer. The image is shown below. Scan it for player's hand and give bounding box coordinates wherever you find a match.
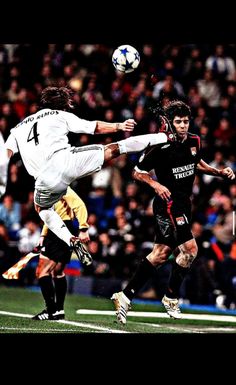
[119,119,137,132]
[221,167,235,180]
[79,229,90,243]
[153,182,171,201]
[33,235,45,253]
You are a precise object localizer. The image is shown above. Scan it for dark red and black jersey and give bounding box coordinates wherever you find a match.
[137,132,201,201]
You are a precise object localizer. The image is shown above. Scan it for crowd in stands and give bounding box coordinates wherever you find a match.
[0,43,235,308]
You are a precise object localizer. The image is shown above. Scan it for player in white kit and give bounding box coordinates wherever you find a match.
[0,132,9,198]
[3,86,168,263]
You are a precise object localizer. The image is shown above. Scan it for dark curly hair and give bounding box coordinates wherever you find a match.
[163,100,191,122]
[39,86,74,111]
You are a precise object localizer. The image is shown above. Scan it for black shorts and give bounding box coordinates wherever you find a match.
[153,197,193,249]
[41,221,77,264]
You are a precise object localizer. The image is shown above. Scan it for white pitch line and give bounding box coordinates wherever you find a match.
[0,310,129,333]
[138,323,236,333]
[0,327,82,332]
[55,319,129,333]
[197,327,236,332]
[133,321,204,333]
[76,309,236,323]
[0,311,33,318]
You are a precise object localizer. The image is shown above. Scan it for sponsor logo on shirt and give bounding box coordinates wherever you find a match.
[172,163,195,179]
[190,147,197,156]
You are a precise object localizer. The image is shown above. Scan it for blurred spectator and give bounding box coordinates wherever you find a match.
[0,194,21,237]
[5,160,34,202]
[183,46,204,88]
[205,45,236,82]
[5,79,20,102]
[153,74,185,101]
[18,220,40,254]
[184,221,221,305]
[21,191,40,224]
[1,102,19,128]
[196,69,221,108]
[212,196,234,252]
[202,151,230,185]
[229,183,236,208]
[213,117,235,149]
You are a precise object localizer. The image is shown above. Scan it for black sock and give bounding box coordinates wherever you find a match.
[38,276,56,313]
[165,260,189,299]
[53,276,67,311]
[123,258,156,301]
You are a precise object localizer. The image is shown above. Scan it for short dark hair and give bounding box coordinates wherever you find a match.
[163,100,191,122]
[39,86,74,111]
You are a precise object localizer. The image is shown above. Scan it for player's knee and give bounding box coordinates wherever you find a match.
[38,208,53,222]
[104,143,120,161]
[148,245,170,266]
[52,263,64,277]
[37,258,56,278]
[176,246,198,268]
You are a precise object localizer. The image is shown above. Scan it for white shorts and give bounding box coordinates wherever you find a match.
[34,144,104,207]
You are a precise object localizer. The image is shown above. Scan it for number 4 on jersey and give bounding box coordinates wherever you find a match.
[27,122,39,145]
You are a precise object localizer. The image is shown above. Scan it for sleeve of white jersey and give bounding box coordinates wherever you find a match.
[63,111,97,134]
[0,132,9,197]
[0,133,8,164]
[5,132,19,154]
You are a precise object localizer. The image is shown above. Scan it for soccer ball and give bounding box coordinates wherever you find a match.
[112,45,140,73]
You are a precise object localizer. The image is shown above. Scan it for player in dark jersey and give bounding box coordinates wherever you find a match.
[111,100,235,324]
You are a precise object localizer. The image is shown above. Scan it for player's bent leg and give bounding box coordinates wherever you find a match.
[33,256,58,320]
[104,143,120,161]
[111,244,171,325]
[104,132,168,161]
[118,132,167,154]
[35,205,74,247]
[175,239,198,268]
[147,244,172,266]
[162,239,198,319]
[36,256,56,279]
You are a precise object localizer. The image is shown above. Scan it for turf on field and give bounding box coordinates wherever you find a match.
[0,286,236,333]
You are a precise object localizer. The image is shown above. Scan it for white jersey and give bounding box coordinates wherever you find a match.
[5,109,97,179]
[0,132,9,197]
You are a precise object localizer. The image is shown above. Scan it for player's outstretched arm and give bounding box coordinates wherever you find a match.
[95,119,137,134]
[197,159,235,180]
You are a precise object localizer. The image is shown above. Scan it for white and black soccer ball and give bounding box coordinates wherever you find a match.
[112,45,140,73]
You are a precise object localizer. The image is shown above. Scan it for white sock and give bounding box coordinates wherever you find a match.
[118,133,167,154]
[39,208,72,246]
